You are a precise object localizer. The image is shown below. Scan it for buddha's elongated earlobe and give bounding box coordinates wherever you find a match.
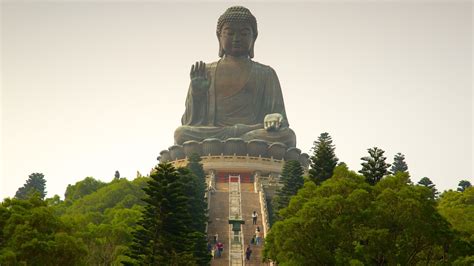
[249,35,257,58]
[249,42,255,58]
[219,40,225,57]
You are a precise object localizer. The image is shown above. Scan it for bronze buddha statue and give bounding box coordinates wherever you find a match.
[174,6,296,148]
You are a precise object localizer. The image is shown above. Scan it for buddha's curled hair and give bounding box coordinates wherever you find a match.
[216,6,258,39]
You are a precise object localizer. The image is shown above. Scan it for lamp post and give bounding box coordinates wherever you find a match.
[228,217,245,242]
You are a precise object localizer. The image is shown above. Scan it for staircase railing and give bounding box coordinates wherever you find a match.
[257,182,271,238]
[205,171,215,234]
[255,176,274,266]
[228,175,244,265]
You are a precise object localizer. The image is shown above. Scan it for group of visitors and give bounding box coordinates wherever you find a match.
[207,210,263,261]
[207,233,224,259]
[247,211,262,261]
[250,210,262,245]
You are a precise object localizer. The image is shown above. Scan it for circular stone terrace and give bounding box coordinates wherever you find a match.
[159,138,310,175]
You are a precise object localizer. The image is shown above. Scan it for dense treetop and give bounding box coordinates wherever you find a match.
[265,164,474,265]
[1,141,472,265]
[15,173,47,200]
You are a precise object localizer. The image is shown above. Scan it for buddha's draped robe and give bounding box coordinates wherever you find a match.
[174,60,296,147]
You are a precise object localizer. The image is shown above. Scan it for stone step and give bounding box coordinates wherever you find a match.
[215,182,229,191]
[208,191,230,265]
[209,182,269,265]
[215,182,254,192]
[241,191,266,265]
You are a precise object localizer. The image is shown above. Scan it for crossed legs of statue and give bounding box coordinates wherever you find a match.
[174,125,296,148]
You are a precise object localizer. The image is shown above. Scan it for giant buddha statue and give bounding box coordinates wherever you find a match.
[174,6,296,148]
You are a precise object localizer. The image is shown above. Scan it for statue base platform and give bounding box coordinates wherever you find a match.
[160,139,310,196]
[159,138,309,169]
[171,154,287,179]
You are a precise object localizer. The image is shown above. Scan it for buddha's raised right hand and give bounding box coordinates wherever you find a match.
[190,61,210,95]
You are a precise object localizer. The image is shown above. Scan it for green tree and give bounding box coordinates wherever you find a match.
[186,153,208,232]
[309,132,338,184]
[438,187,474,242]
[126,163,205,265]
[264,165,468,265]
[457,180,472,192]
[45,194,62,207]
[437,188,474,263]
[15,172,47,199]
[62,177,147,215]
[59,176,148,264]
[0,196,86,265]
[64,176,107,202]
[274,160,304,220]
[187,153,205,182]
[178,167,210,265]
[417,177,438,198]
[390,152,408,174]
[359,147,391,185]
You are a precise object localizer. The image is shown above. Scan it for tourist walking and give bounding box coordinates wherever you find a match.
[245,245,252,260]
[255,228,262,245]
[207,240,212,253]
[252,210,258,225]
[216,241,224,258]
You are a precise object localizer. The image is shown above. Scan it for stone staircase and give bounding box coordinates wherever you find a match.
[241,191,266,265]
[209,176,269,265]
[208,191,230,265]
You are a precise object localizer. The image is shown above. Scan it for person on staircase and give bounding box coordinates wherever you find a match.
[250,234,256,245]
[255,227,262,245]
[245,245,253,261]
[207,240,212,254]
[252,210,258,225]
[216,241,224,258]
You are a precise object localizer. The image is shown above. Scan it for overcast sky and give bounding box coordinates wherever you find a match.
[1,1,472,199]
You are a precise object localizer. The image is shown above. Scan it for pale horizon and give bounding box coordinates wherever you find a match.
[1,1,472,199]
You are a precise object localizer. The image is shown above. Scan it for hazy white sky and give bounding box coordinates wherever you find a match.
[1,1,472,199]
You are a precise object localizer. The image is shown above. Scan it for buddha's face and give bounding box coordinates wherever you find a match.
[219,21,254,57]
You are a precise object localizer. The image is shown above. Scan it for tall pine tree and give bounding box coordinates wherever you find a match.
[184,154,211,264]
[457,180,472,192]
[359,147,391,185]
[309,132,338,184]
[391,152,408,174]
[274,160,304,220]
[417,177,438,198]
[185,153,207,233]
[15,173,47,199]
[177,167,210,265]
[125,163,199,265]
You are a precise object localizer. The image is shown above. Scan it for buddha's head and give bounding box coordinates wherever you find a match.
[216,6,258,58]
